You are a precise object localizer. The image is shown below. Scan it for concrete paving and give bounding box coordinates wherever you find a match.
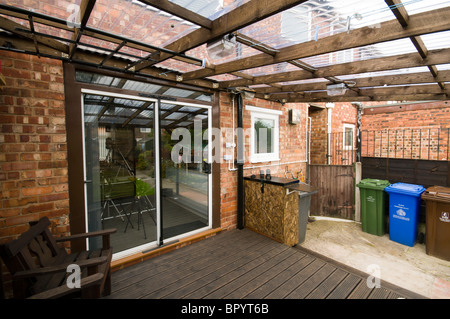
[299,217,450,299]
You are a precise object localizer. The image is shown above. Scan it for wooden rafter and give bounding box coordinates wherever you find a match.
[0,32,215,91]
[254,70,450,95]
[132,0,307,71]
[183,6,450,80]
[69,0,97,58]
[265,90,449,103]
[165,0,307,53]
[231,31,360,95]
[220,48,450,89]
[0,15,69,53]
[277,93,448,103]
[1,0,449,103]
[137,0,212,29]
[385,0,445,90]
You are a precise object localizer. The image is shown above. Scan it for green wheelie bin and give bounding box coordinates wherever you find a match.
[357,179,390,236]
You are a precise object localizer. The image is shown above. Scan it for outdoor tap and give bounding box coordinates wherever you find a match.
[260,170,265,193]
[285,170,296,179]
[284,166,290,179]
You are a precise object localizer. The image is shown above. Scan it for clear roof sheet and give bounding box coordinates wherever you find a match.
[87,0,200,48]
[204,0,450,67]
[231,0,397,62]
[2,0,82,21]
[1,0,449,96]
[169,0,251,20]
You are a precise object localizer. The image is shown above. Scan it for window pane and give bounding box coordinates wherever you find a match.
[254,118,274,154]
[344,127,353,147]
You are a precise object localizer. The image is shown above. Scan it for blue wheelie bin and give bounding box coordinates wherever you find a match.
[384,183,426,247]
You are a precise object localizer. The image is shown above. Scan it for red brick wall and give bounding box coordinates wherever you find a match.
[219,93,309,230]
[330,103,357,133]
[0,51,69,244]
[309,103,358,164]
[309,108,327,164]
[361,101,450,160]
[362,101,450,130]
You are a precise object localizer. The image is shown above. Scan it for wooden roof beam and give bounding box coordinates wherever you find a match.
[0,16,69,53]
[234,32,279,56]
[266,87,449,102]
[280,93,448,103]
[232,32,306,91]
[254,70,450,94]
[69,0,97,58]
[133,0,307,71]
[385,0,409,27]
[258,81,450,103]
[227,33,353,95]
[183,6,450,80]
[220,47,450,89]
[138,0,212,29]
[385,0,445,89]
[0,32,216,90]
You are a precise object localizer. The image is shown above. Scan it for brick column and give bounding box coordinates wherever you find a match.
[0,51,69,244]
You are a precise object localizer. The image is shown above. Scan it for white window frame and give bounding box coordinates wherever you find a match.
[343,123,355,150]
[246,105,281,163]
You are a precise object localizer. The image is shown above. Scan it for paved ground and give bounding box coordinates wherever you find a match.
[299,217,450,299]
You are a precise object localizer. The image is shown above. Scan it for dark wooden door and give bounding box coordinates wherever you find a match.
[309,165,355,220]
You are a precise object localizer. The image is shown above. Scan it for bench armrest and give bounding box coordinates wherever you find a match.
[13,256,109,280]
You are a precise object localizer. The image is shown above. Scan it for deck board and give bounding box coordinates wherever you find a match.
[326,273,361,299]
[106,228,426,299]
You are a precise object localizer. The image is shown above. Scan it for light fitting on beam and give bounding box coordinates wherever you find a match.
[347,12,363,33]
[233,87,256,100]
[176,75,183,82]
[326,83,348,96]
[207,34,236,59]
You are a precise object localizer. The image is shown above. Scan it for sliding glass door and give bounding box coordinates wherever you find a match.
[159,102,211,242]
[82,90,211,257]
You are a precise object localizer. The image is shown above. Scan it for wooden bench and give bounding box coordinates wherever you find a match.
[0,217,116,299]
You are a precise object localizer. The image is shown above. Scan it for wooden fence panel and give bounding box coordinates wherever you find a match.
[361,157,450,187]
[309,165,354,220]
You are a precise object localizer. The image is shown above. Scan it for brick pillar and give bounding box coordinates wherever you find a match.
[0,51,69,297]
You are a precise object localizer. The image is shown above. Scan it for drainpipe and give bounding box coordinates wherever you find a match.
[352,102,363,162]
[325,103,334,165]
[236,94,245,230]
[352,102,363,223]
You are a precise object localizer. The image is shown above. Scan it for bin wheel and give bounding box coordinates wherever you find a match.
[417,232,425,244]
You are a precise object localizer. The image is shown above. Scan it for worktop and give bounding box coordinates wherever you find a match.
[243,175,299,187]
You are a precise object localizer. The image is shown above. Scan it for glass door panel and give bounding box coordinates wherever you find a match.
[160,102,210,240]
[83,91,157,254]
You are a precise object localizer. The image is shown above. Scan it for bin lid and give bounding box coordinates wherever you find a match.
[384,182,426,197]
[357,178,390,190]
[421,186,450,203]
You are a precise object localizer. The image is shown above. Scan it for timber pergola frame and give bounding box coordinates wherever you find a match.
[0,0,449,103]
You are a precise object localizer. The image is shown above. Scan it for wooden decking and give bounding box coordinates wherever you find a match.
[106,228,425,299]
